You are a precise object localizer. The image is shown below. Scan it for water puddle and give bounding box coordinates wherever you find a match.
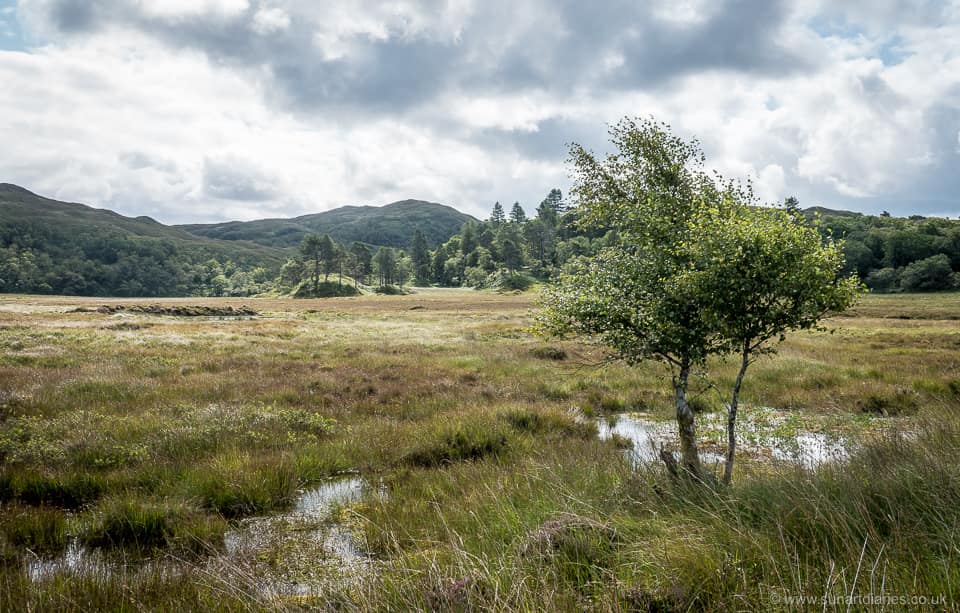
[597,414,671,464]
[221,476,374,597]
[598,411,850,469]
[770,431,848,467]
[27,541,103,582]
[27,540,180,583]
[26,476,373,596]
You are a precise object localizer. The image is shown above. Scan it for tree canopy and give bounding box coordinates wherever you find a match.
[538,117,862,481]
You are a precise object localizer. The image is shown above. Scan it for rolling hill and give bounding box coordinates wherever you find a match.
[0,184,286,296]
[0,185,477,297]
[177,199,477,249]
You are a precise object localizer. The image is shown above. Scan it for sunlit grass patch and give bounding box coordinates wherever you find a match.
[400,416,511,468]
[184,450,299,518]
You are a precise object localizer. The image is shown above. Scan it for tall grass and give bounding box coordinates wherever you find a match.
[0,292,958,610]
[344,417,960,610]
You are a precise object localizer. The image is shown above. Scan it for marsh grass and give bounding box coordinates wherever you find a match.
[184,451,299,518]
[79,498,228,553]
[0,291,958,610]
[1,505,69,553]
[400,416,511,467]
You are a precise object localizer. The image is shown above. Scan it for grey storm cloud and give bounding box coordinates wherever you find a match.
[203,155,278,202]
[23,0,807,112]
[5,0,960,221]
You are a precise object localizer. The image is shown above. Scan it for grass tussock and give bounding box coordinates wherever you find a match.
[80,498,227,553]
[0,505,69,553]
[0,291,957,610]
[529,345,567,360]
[0,470,106,509]
[401,416,510,467]
[185,451,299,518]
[499,406,596,438]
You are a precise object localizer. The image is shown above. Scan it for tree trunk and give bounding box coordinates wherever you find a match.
[722,339,751,485]
[674,362,702,479]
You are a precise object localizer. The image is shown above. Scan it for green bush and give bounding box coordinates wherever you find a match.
[374,284,408,295]
[865,267,901,292]
[293,281,360,298]
[486,270,535,291]
[899,254,956,292]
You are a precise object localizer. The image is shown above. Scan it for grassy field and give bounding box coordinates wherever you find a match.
[1,289,958,611]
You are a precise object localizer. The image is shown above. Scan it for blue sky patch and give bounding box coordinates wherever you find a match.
[0,0,26,51]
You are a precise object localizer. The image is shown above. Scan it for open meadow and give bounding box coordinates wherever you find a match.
[1,289,958,611]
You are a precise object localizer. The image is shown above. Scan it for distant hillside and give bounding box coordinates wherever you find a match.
[802,206,864,218]
[0,184,285,296]
[178,199,477,249]
[801,204,960,292]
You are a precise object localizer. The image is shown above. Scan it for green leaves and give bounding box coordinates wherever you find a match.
[540,117,865,370]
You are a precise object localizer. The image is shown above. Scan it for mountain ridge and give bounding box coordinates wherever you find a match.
[177,198,477,249]
[0,183,473,296]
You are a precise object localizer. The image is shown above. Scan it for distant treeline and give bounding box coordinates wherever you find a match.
[330,192,960,293]
[818,210,960,292]
[3,182,958,297]
[278,190,613,293]
[0,221,276,297]
[410,190,610,290]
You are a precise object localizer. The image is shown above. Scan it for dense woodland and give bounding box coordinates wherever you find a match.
[816,207,960,292]
[284,190,960,294]
[2,182,959,297]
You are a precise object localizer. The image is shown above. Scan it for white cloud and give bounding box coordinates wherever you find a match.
[251,6,289,34]
[2,0,959,222]
[136,0,249,20]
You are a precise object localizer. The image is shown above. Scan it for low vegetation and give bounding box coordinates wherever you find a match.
[0,290,957,610]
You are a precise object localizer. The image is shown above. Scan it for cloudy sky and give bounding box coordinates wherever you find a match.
[0,0,958,223]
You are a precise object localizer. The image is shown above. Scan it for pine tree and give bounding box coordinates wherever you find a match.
[299,234,323,291]
[490,202,506,226]
[319,235,336,281]
[411,229,432,285]
[543,188,564,214]
[509,202,526,224]
[350,242,371,286]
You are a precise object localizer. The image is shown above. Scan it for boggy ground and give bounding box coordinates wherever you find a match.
[0,289,958,611]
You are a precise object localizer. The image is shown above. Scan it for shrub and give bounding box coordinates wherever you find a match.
[865,267,902,292]
[486,270,536,291]
[293,281,360,298]
[530,345,567,361]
